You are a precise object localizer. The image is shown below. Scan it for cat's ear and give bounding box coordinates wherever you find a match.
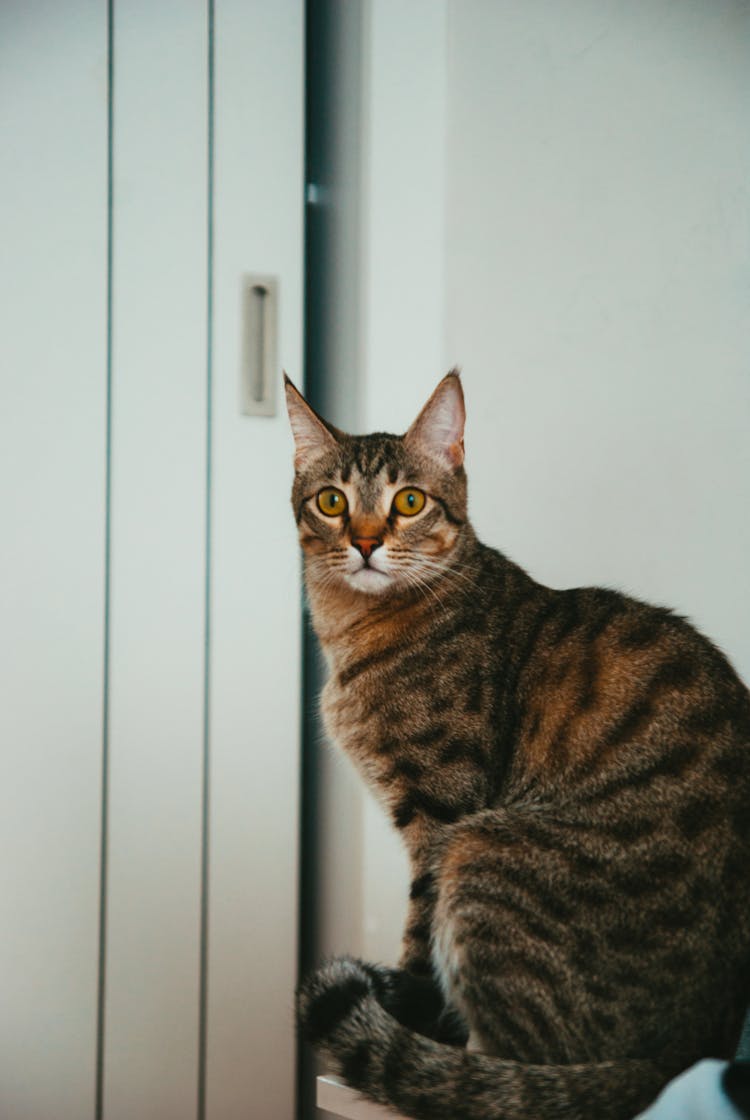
[284,374,341,470]
[405,369,465,469]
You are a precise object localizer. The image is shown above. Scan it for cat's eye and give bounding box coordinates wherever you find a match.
[393,488,426,517]
[317,487,348,517]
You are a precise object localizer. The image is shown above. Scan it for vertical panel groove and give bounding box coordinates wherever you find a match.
[198,2,215,1118]
[96,2,114,1116]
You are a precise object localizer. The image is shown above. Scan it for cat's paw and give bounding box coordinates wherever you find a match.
[297,956,376,1045]
[366,964,468,1045]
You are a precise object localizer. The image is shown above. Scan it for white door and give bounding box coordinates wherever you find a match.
[0,4,108,1116]
[0,3,303,1118]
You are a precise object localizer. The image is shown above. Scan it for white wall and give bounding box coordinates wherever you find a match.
[444,0,750,681]
[315,0,750,971]
[358,0,449,965]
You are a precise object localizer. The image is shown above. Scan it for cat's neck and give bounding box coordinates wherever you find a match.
[307,579,427,657]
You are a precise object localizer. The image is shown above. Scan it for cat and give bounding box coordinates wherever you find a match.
[285,370,750,1120]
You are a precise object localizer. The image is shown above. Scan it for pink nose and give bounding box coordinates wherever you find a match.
[352,536,381,560]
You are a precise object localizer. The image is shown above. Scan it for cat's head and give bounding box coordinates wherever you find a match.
[284,372,468,596]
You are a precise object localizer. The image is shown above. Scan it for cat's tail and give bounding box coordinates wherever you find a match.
[298,957,671,1120]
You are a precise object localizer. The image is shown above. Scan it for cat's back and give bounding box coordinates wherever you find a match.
[506,576,750,798]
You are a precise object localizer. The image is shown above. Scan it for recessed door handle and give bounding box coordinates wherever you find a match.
[240,274,278,416]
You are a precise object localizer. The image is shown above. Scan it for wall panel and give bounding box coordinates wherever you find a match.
[0,3,108,1117]
[104,3,208,1116]
[205,2,304,1117]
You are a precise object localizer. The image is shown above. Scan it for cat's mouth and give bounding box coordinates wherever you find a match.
[345,554,393,593]
[346,566,392,593]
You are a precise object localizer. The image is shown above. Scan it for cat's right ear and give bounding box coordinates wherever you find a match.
[283,374,341,470]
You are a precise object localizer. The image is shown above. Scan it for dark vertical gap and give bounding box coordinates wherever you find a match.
[298,3,332,1117]
[197,2,215,1118]
[737,1012,750,1060]
[303,0,334,421]
[297,629,323,1120]
[95,1,114,1117]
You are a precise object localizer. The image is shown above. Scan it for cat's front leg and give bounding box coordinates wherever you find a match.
[393,863,467,1046]
[399,861,438,976]
[362,960,468,1045]
[398,825,450,976]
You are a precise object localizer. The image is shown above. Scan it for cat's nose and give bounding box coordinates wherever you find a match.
[351,536,382,560]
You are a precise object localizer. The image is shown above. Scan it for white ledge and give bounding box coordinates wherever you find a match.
[317,1075,408,1120]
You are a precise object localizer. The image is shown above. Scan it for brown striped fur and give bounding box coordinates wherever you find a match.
[287,372,750,1119]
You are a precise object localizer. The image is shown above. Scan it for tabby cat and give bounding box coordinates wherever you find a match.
[286,371,750,1120]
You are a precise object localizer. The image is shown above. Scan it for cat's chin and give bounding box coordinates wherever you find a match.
[345,567,393,595]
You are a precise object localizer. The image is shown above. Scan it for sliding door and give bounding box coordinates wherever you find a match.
[1,3,302,1118]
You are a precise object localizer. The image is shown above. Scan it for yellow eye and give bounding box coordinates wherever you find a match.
[393,488,426,516]
[317,487,348,517]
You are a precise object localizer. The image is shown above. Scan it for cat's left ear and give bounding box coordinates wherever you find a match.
[284,373,341,470]
[405,369,465,469]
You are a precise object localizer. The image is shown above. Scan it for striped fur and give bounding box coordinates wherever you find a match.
[286,374,750,1119]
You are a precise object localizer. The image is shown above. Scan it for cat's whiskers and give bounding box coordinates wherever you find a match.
[390,543,475,583]
[398,564,451,616]
[394,552,477,604]
[413,554,476,589]
[304,553,351,595]
[397,567,436,612]
[413,550,478,581]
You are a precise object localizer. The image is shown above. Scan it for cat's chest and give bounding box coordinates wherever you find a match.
[320,643,493,803]
[321,670,400,774]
